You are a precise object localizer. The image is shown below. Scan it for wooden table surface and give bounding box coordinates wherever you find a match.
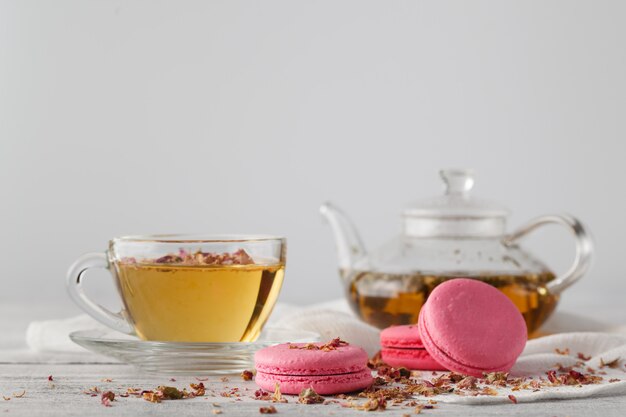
[2,298,626,417]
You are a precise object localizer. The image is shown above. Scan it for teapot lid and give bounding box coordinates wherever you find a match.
[403,169,509,237]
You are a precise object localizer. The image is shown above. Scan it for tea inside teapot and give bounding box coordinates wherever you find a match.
[347,270,558,333]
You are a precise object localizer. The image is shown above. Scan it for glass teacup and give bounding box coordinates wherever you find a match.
[67,235,286,342]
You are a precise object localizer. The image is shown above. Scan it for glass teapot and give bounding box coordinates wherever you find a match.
[320,169,593,334]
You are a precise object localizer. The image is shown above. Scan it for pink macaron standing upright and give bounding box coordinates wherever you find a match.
[418,278,527,377]
[380,324,447,371]
[254,340,373,395]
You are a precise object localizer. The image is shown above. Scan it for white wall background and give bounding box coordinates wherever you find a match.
[1,0,625,318]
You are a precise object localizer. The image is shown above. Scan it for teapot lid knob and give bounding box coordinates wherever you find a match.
[441,169,474,196]
[403,169,510,238]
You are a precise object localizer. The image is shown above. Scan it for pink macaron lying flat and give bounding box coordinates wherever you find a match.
[380,325,447,371]
[418,278,528,377]
[254,340,373,395]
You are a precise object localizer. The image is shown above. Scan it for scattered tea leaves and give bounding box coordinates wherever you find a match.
[101,391,115,407]
[254,389,272,401]
[241,370,254,381]
[190,382,206,397]
[600,357,621,369]
[298,388,324,404]
[271,383,287,403]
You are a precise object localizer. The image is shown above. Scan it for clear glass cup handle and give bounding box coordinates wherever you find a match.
[66,252,134,334]
[502,214,593,294]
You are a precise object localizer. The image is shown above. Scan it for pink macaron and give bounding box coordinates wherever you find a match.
[254,340,373,395]
[418,278,527,377]
[380,325,447,371]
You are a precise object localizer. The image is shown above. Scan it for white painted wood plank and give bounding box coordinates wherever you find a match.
[0,363,625,417]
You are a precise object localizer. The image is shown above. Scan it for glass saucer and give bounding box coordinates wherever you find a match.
[70,327,320,376]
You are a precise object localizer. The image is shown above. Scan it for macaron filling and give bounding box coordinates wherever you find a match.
[256,368,371,379]
[255,364,366,376]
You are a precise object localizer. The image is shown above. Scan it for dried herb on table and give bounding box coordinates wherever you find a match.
[241,370,255,381]
[259,405,277,414]
[546,369,602,385]
[254,389,272,401]
[139,383,206,403]
[160,386,185,400]
[190,382,206,396]
[12,390,25,398]
[367,351,386,369]
[600,357,621,369]
[101,391,115,407]
[298,388,325,404]
[83,386,100,397]
[456,376,477,390]
[271,383,287,403]
[483,372,508,386]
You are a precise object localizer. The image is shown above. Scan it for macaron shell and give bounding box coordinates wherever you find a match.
[381,347,447,371]
[380,325,424,349]
[254,343,369,376]
[255,368,373,395]
[419,309,517,377]
[418,278,527,377]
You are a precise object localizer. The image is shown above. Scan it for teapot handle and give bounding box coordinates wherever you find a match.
[502,214,593,294]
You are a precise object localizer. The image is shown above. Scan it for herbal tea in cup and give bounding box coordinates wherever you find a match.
[67,235,286,343]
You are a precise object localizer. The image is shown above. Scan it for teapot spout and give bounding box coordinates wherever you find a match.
[320,202,367,270]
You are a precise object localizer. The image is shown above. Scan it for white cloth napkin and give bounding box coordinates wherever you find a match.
[24,299,379,355]
[432,332,626,404]
[26,298,624,355]
[26,314,110,354]
[25,299,626,403]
